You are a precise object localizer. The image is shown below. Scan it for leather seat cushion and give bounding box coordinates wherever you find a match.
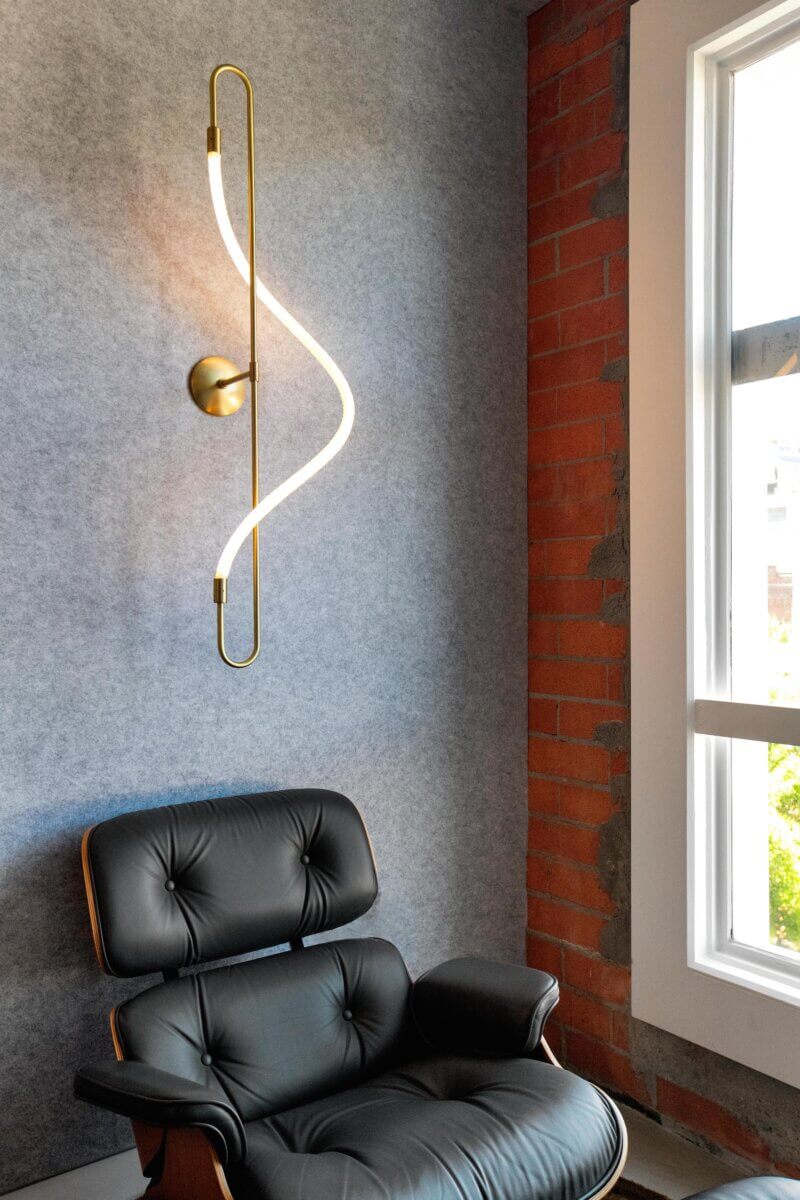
[686,1185,800,1200]
[228,1054,623,1200]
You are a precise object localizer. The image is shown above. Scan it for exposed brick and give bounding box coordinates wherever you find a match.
[529,260,605,317]
[530,342,607,389]
[657,1080,771,1165]
[530,578,603,616]
[559,700,626,740]
[561,293,627,346]
[527,23,606,90]
[530,183,595,239]
[546,537,600,576]
[527,852,550,892]
[527,0,566,51]
[526,932,563,977]
[607,251,628,294]
[562,0,627,30]
[559,620,626,658]
[604,413,626,453]
[557,380,621,421]
[560,50,613,109]
[528,895,606,951]
[528,314,561,356]
[560,216,628,269]
[527,460,561,504]
[529,102,597,168]
[528,541,547,577]
[528,239,557,281]
[529,499,607,539]
[610,1009,630,1052]
[545,859,615,914]
[563,947,630,1005]
[529,697,559,735]
[605,495,620,535]
[591,91,613,137]
[607,663,625,701]
[530,658,607,700]
[559,986,613,1039]
[529,418,604,465]
[528,815,601,864]
[528,775,560,814]
[529,618,559,656]
[528,388,559,429]
[526,5,792,1171]
[529,736,609,782]
[600,6,627,44]
[558,458,616,500]
[560,782,617,824]
[560,132,624,190]
[528,79,560,128]
[566,1030,650,1105]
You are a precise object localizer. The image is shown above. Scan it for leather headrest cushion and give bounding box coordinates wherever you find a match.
[83,789,378,976]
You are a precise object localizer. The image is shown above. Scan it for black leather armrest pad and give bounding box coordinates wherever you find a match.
[411,956,559,1056]
[74,1062,246,1166]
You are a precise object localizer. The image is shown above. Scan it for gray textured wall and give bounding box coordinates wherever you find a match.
[0,0,527,1189]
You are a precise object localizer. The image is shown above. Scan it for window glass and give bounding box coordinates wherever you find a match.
[730,41,800,705]
[732,38,800,330]
[730,737,800,962]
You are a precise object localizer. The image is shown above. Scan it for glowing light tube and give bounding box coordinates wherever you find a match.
[207,151,355,583]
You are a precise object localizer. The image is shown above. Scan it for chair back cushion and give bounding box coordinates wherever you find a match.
[114,938,413,1121]
[83,789,377,977]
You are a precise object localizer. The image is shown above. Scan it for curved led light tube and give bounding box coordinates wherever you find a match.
[192,64,354,669]
[207,153,355,582]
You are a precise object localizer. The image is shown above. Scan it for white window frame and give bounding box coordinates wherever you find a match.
[631,0,800,1090]
[689,9,800,1004]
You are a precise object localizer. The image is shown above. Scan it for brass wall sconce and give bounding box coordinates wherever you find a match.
[189,64,355,668]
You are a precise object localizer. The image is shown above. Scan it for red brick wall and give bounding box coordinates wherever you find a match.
[526,0,800,1176]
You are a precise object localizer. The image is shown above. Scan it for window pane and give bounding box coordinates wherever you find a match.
[730,39,800,705]
[730,738,800,962]
[732,38,800,330]
[731,376,800,704]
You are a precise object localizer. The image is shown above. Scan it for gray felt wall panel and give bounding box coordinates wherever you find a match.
[0,0,527,1189]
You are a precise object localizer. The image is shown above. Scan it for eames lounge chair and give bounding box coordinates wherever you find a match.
[75,788,627,1200]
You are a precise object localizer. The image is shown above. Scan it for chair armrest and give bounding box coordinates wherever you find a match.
[411,956,559,1056]
[74,1061,246,1167]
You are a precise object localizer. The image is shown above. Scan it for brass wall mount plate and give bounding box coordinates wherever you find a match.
[188,356,246,417]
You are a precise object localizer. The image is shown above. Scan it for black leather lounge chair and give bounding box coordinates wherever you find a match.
[75,788,627,1200]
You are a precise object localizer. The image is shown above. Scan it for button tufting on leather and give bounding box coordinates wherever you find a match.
[201,1052,213,1066]
[300,853,310,865]
[164,879,176,892]
[342,1009,353,1021]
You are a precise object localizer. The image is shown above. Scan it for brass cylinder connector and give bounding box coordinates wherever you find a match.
[213,577,228,604]
[207,125,221,154]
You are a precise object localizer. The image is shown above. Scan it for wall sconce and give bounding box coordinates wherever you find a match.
[189,64,355,668]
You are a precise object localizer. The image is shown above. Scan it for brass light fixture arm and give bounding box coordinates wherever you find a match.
[208,65,260,669]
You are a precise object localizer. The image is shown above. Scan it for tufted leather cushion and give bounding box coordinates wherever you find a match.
[84,789,377,976]
[227,1054,625,1200]
[115,938,414,1121]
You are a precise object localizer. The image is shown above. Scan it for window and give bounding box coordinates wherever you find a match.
[691,16,800,1004]
[631,0,800,1091]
